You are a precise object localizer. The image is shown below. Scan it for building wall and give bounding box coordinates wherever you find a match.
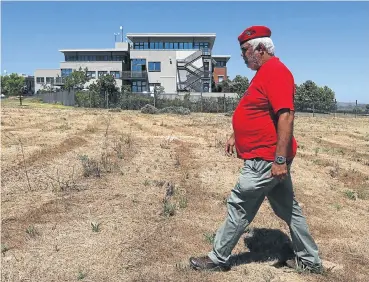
[130,50,178,93]
[60,61,124,89]
[34,69,61,93]
[213,67,227,84]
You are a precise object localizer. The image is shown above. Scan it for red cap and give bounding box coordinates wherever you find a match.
[238,26,272,45]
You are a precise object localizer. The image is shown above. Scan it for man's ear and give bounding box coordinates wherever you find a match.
[256,43,266,53]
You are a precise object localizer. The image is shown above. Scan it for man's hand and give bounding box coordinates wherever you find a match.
[225,133,235,157]
[271,162,288,180]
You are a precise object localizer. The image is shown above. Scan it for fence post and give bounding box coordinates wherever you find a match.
[355,100,358,118]
[223,93,226,112]
[313,104,315,117]
[200,92,203,112]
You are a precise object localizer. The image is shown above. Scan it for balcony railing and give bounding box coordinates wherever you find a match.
[120,71,148,80]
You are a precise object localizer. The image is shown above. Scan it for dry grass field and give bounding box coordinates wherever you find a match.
[1,99,369,282]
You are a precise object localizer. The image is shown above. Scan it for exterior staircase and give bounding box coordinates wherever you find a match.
[177,48,211,92]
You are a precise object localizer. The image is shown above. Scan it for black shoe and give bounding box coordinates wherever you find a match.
[189,256,231,272]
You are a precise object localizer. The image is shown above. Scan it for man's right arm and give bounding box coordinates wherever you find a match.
[225,132,235,156]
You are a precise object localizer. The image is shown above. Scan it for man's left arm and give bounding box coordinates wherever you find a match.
[275,109,294,159]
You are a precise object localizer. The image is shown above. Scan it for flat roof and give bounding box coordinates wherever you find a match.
[126,33,216,39]
[59,48,128,52]
[212,55,231,63]
[127,33,216,48]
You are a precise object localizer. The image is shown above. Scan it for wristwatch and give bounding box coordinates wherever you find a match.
[275,156,286,165]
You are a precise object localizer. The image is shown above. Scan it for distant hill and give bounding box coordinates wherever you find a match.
[336,102,368,111]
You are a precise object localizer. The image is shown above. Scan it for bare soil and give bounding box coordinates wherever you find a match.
[1,101,369,282]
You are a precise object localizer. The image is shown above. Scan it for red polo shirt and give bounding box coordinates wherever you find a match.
[232,57,297,161]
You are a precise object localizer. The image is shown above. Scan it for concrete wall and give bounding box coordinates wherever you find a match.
[60,61,123,72]
[34,69,61,93]
[114,42,129,51]
[130,50,177,93]
[60,61,124,89]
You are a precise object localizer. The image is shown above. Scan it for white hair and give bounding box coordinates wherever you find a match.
[246,37,275,55]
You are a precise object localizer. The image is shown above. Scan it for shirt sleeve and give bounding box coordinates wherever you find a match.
[264,68,295,114]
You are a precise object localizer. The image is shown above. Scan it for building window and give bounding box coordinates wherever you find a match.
[218,75,224,83]
[87,71,96,78]
[149,83,161,93]
[96,55,109,61]
[149,42,163,49]
[110,71,120,78]
[131,59,146,71]
[36,77,45,84]
[216,61,226,67]
[194,42,209,50]
[112,55,126,62]
[148,62,161,72]
[98,71,108,78]
[132,81,147,92]
[134,42,148,49]
[46,77,54,84]
[61,69,73,77]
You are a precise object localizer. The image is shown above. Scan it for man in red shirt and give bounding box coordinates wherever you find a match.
[190,26,323,273]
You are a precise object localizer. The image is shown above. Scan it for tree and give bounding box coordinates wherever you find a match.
[319,86,335,111]
[366,104,369,113]
[231,75,249,98]
[295,80,320,111]
[63,67,89,91]
[1,73,25,96]
[96,74,119,107]
[216,78,232,93]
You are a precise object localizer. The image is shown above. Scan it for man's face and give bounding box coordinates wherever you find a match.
[241,43,261,71]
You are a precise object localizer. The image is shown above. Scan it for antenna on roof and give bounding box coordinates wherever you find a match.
[120,26,123,42]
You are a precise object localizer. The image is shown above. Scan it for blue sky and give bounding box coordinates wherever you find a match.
[2,1,369,102]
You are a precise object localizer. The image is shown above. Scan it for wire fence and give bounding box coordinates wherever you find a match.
[34,90,369,117]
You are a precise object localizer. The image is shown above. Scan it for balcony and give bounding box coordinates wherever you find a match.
[120,71,148,80]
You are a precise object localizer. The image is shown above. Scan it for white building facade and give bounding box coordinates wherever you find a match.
[34,33,230,94]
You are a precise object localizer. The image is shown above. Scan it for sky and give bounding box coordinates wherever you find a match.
[1,1,369,103]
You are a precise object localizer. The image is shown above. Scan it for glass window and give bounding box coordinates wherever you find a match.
[132,81,147,92]
[131,59,146,71]
[98,71,108,77]
[134,42,147,49]
[148,62,161,72]
[110,71,120,78]
[216,61,226,67]
[36,77,45,83]
[46,77,54,84]
[173,42,178,49]
[158,42,163,49]
[61,69,73,77]
[87,71,96,78]
[218,75,224,83]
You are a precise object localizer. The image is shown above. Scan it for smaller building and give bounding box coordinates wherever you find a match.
[212,55,230,84]
[34,69,61,93]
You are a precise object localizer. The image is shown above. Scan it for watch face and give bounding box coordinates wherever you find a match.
[276,156,286,164]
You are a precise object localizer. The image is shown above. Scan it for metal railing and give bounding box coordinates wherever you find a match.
[177,50,203,65]
[120,71,148,80]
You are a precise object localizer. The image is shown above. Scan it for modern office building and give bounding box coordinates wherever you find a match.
[34,32,231,94]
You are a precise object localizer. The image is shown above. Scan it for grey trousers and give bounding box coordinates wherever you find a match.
[208,159,321,267]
